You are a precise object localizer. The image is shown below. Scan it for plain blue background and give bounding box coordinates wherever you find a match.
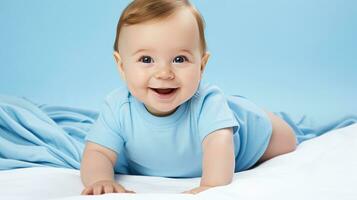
[0,0,356,122]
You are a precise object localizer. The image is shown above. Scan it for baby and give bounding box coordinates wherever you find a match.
[80,0,297,195]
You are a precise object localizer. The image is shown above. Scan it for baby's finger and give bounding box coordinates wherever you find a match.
[104,185,114,194]
[93,185,104,195]
[81,187,93,195]
[113,184,126,193]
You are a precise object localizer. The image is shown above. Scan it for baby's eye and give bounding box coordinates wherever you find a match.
[138,56,153,63]
[173,55,188,63]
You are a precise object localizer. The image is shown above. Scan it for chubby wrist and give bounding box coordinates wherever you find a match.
[200,178,233,187]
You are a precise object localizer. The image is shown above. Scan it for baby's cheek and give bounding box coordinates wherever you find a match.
[127,70,147,85]
[124,75,148,97]
[181,72,201,95]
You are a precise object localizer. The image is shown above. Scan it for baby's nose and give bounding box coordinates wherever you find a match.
[155,69,175,80]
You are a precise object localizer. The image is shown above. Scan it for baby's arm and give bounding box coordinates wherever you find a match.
[182,127,235,194]
[80,142,135,195]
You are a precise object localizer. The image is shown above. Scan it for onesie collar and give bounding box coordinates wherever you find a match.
[130,94,188,127]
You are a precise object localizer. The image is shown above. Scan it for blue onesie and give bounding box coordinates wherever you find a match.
[85,81,273,178]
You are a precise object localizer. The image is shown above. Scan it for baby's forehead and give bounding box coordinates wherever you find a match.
[118,8,201,53]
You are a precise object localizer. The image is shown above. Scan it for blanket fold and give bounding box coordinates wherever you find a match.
[0,95,97,170]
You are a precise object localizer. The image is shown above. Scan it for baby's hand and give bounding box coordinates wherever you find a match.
[81,180,136,195]
[181,185,213,195]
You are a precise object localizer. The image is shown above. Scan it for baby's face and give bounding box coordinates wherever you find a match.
[114,8,209,116]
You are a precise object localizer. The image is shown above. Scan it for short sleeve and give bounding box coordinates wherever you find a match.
[85,100,125,154]
[196,86,239,143]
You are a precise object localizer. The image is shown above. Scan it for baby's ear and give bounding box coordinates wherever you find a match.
[113,51,126,81]
[200,52,210,74]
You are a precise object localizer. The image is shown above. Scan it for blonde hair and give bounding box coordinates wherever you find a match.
[113,0,207,55]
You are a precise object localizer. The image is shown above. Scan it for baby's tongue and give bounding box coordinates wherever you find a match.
[156,88,174,94]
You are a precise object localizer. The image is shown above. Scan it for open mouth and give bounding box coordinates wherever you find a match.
[152,88,177,94]
[150,87,178,99]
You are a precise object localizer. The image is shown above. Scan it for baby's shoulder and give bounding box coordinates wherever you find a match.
[191,82,227,103]
[103,86,131,113]
[188,82,229,116]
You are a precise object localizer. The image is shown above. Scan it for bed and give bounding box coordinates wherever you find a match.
[1,123,356,200]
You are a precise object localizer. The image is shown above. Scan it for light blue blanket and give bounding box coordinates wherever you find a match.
[0,95,356,171]
[0,95,97,170]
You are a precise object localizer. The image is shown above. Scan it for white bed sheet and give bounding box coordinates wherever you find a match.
[1,124,357,200]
